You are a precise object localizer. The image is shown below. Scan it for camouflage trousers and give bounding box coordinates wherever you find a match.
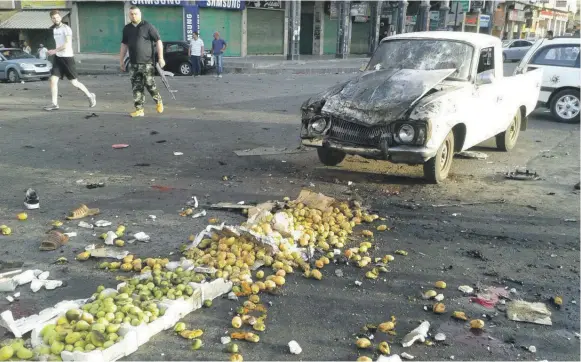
[129,63,162,110]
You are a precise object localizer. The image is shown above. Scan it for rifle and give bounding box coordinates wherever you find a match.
[156,62,177,100]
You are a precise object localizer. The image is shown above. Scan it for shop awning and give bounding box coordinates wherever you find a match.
[0,10,69,29]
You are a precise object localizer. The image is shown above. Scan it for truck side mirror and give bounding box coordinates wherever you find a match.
[476,72,494,85]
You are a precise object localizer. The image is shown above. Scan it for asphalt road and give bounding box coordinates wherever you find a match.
[0,64,578,361]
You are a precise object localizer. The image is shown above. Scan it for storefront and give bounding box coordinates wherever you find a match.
[77,0,198,54]
[197,0,243,57]
[0,0,69,54]
[246,1,284,55]
[78,1,124,53]
[350,2,369,55]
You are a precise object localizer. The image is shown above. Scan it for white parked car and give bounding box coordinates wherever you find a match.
[300,32,543,183]
[502,39,534,62]
[515,36,580,123]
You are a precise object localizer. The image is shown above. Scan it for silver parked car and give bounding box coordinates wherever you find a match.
[502,39,533,62]
[0,48,52,82]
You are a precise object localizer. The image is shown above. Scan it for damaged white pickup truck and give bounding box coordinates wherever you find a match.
[300,32,543,183]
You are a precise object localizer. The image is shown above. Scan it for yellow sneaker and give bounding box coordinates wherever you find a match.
[130,109,144,117]
[156,102,164,114]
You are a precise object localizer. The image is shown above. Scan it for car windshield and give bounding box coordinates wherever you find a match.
[1,49,35,60]
[367,39,474,80]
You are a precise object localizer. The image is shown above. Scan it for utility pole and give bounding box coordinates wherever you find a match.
[488,0,496,35]
[417,0,431,31]
[397,0,408,34]
[336,1,351,59]
[439,0,450,30]
[368,1,382,56]
[474,1,483,34]
[286,0,300,61]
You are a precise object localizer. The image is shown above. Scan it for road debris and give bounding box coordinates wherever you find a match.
[335,269,344,277]
[288,340,302,354]
[434,333,446,341]
[192,210,207,218]
[94,220,112,227]
[505,169,541,181]
[39,231,69,251]
[528,346,537,353]
[507,300,552,325]
[400,352,415,360]
[24,188,39,209]
[431,199,505,208]
[377,355,402,362]
[355,281,363,286]
[470,287,509,308]
[86,182,105,189]
[458,285,474,294]
[78,221,93,229]
[470,319,485,329]
[234,146,306,156]
[465,249,488,261]
[435,294,445,302]
[221,337,231,345]
[66,204,100,220]
[402,321,430,347]
[457,151,488,160]
[173,152,184,156]
[132,232,151,243]
[112,144,129,149]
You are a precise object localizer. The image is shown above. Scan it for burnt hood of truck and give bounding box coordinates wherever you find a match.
[317,68,456,126]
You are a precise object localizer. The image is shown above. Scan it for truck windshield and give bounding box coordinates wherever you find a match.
[367,39,474,81]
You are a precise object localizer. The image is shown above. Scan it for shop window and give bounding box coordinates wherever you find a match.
[531,44,580,68]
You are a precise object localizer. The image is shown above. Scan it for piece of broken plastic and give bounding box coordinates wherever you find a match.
[112,144,129,149]
[104,231,117,245]
[95,220,112,227]
[377,355,402,362]
[288,340,302,355]
[401,321,430,347]
[507,300,552,326]
[133,232,150,242]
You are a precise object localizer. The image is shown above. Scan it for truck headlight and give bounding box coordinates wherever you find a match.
[397,124,415,144]
[309,118,327,134]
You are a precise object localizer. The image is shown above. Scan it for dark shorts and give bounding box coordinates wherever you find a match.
[51,56,78,80]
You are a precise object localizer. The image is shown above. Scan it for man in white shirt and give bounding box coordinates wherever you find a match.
[188,32,204,76]
[44,10,96,111]
[37,44,48,60]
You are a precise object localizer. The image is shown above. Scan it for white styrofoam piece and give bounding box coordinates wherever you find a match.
[3,298,88,338]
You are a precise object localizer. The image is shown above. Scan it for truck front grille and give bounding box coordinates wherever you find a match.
[327,117,391,148]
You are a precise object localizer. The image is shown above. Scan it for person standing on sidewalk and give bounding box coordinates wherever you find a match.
[37,44,48,60]
[44,10,96,111]
[120,5,165,117]
[22,41,31,54]
[189,32,204,77]
[212,32,227,78]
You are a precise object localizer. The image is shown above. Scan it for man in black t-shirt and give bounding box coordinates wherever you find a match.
[120,6,166,117]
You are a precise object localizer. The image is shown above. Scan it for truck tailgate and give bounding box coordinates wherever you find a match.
[502,68,543,117]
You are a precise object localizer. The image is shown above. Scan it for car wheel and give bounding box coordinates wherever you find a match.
[317,147,346,166]
[423,131,454,184]
[496,109,521,151]
[179,62,193,76]
[550,89,580,123]
[7,69,19,83]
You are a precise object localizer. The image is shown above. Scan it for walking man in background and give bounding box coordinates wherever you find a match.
[212,32,227,78]
[189,32,204,77]
[120,5,165,117]
[44,10,96,111]
[37,44,48,60]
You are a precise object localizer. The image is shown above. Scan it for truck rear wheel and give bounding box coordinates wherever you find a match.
[423,131,454,184]
[317,147,346,166]
[496,109,521,151]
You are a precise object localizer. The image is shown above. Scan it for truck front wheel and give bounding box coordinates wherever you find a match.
[423,131,454,184]
[496,109,521,151]
[317,147,346,166]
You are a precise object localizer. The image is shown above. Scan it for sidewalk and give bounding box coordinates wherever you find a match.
[74,53,369,75]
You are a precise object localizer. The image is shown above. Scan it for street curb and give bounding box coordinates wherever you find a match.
[76,66,360,76]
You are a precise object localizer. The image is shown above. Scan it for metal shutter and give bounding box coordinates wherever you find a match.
[247,8,284,55]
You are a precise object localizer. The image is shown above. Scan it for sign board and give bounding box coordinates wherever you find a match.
[353,15,368,23]
[329,1,338,19]
[453,0,470,13]
[246,1,282,9]
[130,0,183,5]
[197,0,244,10]
[555,0,568,7]
[429,11,440,30]
[184,5,199,41]
[465,14,478,25]
[350,2,368,17]
[479,14,490,27]
[406,15,417,25]
[21,0,67,9]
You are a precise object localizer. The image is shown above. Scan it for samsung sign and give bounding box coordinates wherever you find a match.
[130,0,183,5]
[197,0,244,10]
